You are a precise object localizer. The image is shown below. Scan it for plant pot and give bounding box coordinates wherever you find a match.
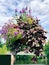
[0,54,15,65]
[0,55,11,65]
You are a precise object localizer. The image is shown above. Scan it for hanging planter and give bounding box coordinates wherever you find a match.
[0,7,47,65]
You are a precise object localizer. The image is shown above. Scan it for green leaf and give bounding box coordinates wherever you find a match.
[0,45,9,54]
[16,33,22,40]
[44,40,49,54]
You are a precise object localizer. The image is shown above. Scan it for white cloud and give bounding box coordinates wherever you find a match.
[0,0,6,3]
[0,16,12,26]
[0,0,49,24]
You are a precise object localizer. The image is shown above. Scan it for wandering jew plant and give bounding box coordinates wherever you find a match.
[0,7,47,61]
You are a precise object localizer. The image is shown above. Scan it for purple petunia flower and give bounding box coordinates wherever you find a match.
[0,29,7,35]
[20,11,22,13]
[25,7,27,10]
[4,36,7,40]
[14,32,18,36]
[31,57,37,62]
[15,8,17,12]
[22,8,25,13]
[29,9,31,13]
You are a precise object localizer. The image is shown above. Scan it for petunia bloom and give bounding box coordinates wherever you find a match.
[14,32,18,36]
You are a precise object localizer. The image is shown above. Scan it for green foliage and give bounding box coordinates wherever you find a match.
[14,55,45,64]
[44,40,49,65]
[0,41,2,47]
[21,13,27,22]
[44,41,49,54]
[16,33,22,40]
[0,44,9,54]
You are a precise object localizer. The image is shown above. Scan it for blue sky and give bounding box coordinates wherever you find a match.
[0,0,49,40]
